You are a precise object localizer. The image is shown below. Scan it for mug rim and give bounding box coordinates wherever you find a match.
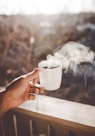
[38,60,62,69]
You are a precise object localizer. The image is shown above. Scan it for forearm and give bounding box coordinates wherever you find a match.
[0,91,12,119]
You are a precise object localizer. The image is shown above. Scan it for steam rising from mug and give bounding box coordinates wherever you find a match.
[53,41,95,72]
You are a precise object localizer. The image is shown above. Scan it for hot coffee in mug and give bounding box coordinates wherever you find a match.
[38,60,62,91]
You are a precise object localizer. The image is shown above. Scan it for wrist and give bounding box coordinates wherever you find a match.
[0,90,12,118]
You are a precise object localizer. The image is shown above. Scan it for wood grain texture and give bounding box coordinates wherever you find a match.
[1,94,95,136]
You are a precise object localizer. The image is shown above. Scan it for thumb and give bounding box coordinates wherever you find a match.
[26,68,40,81]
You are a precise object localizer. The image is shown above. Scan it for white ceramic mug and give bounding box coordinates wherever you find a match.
[38,60,62,91]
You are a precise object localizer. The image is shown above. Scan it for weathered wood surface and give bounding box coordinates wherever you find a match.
[1,95,95,136]
[15,95,95,129]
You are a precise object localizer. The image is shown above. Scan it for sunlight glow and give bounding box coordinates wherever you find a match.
[0,0,95,15]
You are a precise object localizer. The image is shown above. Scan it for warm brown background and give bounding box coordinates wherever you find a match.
[0,13,95,106]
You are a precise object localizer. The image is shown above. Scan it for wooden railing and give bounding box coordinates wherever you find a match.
[0,95,95,136]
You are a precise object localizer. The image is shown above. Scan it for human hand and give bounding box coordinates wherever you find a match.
[2,68,44,110]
